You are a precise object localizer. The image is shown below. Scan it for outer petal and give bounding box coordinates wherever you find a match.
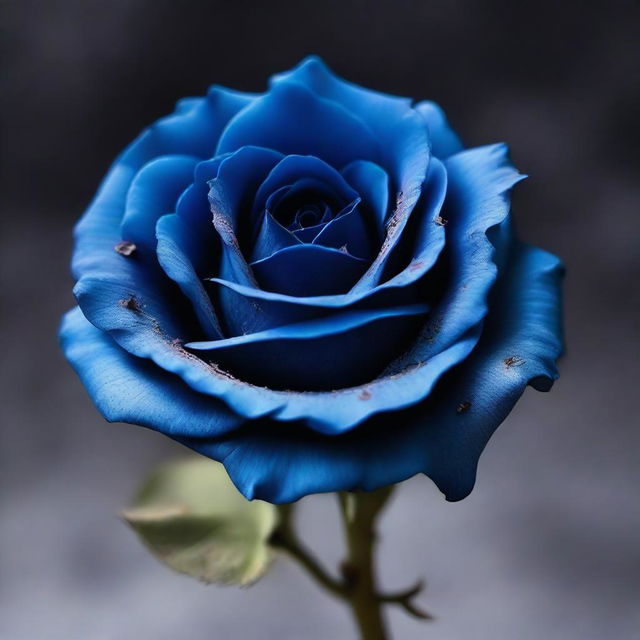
[73,87,255,281]
[273,56,428,208]
[119,87,256,168]
[402,144,526,368]
[217,81,381,169]
[416,101,464,159]
[178,242,564,503]
[60,308,242,438]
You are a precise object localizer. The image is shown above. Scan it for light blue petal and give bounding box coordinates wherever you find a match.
[410,242,565,501]
[60,308,242,438]
[74,273,193,349]
[416,101,464,159]
[72,164,138,281]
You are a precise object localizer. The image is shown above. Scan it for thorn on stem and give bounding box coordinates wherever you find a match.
[378,579,433,620]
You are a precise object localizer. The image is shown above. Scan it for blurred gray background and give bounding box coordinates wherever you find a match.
[1,1,639,638]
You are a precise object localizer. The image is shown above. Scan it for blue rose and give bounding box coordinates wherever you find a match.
[61,57,564,504]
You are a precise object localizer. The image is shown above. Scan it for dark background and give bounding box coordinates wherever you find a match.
[2,1,639,639]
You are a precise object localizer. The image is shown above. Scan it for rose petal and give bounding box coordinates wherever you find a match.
[121,86,256,168]
[273,56,428,213]
[209,146,284,287]
[341,160,390,237]
[60,308,242,438]
[253,155,358,215]
[71,88,255,337]
[311,199,373,260]
[217,81,380,169]
[273,57,431,290]
[120,155,198,254]
[206,157,447,317]
[251,210,301,262]
[156,213,224,340]
[186,304,428,390]
[416,101,464,160]
[250,244,368,297]
[176,242,563,503]
[407,144,526,366]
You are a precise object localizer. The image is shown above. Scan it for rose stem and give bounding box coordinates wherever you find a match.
[338,488,393,640]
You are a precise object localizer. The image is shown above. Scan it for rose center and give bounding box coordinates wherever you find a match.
[290,204,330,230]
[271,186,342,231]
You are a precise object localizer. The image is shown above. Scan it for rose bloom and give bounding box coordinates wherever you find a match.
[61,57,564,503]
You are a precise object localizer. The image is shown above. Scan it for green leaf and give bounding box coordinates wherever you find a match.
[122,457,278,585]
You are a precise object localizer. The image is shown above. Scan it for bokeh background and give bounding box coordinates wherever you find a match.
[2,1,639,638]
